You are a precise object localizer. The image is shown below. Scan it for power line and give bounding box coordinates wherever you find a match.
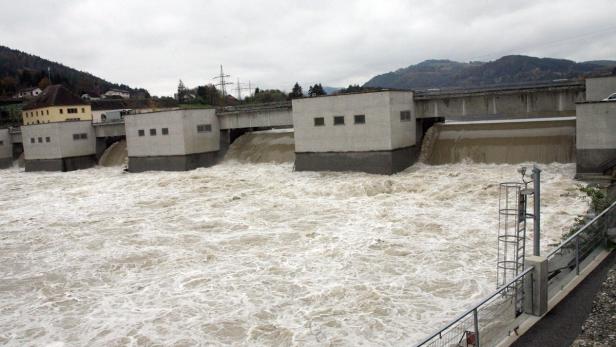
[235,79,253,101]
[213,65,233,106]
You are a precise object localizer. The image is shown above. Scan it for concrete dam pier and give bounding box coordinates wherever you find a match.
[3,76,616,176]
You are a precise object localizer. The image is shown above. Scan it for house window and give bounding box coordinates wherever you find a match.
[67,108,78,114]
[333,116,345,125]
[73,134,80,140]
[197,124,212,133]
[46,110,49,115]
[38,137,42,143]
[80,133,87,139]
[138,129,145,137]
[45,137,50,143]
[354,115,366,124]
[81,108,85,113]
[314,117,325,126]
[400,110,411,121]
[150,128,157,136]
[30,138,35,143]
[162,128,169,135]
[59,109,63,114]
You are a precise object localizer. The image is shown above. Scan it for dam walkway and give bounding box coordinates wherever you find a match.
[415,201,616,347]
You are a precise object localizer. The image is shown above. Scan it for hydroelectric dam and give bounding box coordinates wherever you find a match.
[2,76,615,177]
[0,77,615,346]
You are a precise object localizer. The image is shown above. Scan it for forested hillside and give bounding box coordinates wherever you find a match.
[0,46,148,97]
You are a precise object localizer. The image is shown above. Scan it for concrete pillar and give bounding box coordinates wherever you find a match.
[462,98,467,116]
[0,129,13,169]
[492,96,498,114]
[433,100,439,117]
[526,93,532,113]
[524,256,548,316]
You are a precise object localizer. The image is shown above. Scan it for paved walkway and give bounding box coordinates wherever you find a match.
[511,251,615,347]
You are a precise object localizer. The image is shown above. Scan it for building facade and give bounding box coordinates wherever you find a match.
[103,89,130,99]
[125,109,220,172]
[21,121,96,172]
[14,87,42,99]
[21,85,92,125]
[292,91,417,174]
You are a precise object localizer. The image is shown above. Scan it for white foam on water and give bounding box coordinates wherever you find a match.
[0,162,587,346]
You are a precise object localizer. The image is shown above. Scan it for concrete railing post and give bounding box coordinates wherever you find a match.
[524,256,548,316]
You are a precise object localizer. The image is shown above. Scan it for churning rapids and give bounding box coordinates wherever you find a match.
[0,152,588,346]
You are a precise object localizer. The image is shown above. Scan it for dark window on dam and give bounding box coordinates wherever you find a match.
[400,110,411,121]
[45,137,50,143]
[197,124,212,133]
[162,128,169,135]
[138,129,145,137]
[80,133,87,139]
[0,140,3,146]
[354,115,366,124]
[314,117,325,126]
[38,137,42,143]
[333,116,345,125]
[150,129,157,136]
[30,138,35,143]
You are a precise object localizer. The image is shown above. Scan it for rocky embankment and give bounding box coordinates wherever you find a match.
[571,256,616,347]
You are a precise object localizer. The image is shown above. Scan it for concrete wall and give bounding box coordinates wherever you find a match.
[125,109,220,172]
[125,109,219,157]
[218,109,292,130]
[388,91,416,149]
[22,121,96,160]
[0,129,13,168]
[93,122,126,137]
[576,101,616,174]
[292,91,414,153]
[585,76,616,101]
[415,88,582,119]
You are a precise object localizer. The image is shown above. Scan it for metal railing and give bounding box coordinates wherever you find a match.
[545,201,616,300]
[416,267,532,347]
[416,201,615,347]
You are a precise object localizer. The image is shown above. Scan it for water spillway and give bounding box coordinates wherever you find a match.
[223,130,295,164]
[420,118,576,165]
[98,140,128,167]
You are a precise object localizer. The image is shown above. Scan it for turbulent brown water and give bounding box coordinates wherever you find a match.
[99,140,128,167]
[421,119,576,165]
[224,130,295,163]
[0,132,589,346]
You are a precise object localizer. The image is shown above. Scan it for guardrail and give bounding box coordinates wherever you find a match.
[416,200,616,347]
[546,201,616,300]
[416,268,532,347]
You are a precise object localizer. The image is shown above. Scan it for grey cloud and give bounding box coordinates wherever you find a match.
[1,0,614,96]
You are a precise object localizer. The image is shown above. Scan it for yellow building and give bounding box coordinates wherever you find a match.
[22,85,92,125]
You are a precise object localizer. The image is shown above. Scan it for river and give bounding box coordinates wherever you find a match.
[0,145,587,345]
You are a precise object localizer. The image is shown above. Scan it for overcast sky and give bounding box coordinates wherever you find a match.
[1,0,615,96]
